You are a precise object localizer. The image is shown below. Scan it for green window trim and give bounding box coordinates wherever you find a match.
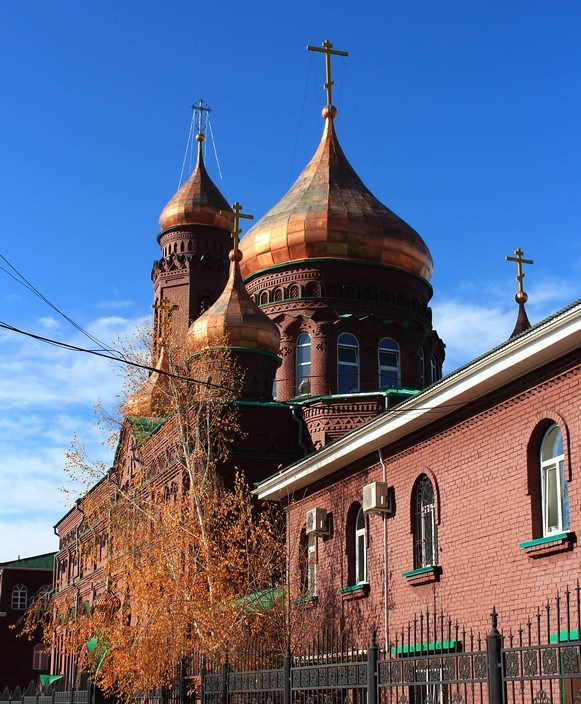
[338,583,369,594]
[402,566,436,578]
[390,639,459,655]
[519,532,569,549]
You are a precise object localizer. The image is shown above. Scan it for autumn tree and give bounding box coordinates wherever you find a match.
[25,327,286,697]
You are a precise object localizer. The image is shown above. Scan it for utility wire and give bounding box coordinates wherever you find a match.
[0,320,238,395]
[0,254,129,362]
[0,319,470,414]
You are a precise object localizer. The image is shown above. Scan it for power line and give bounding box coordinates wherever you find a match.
[0,320,238,395]
[0,254,129,362]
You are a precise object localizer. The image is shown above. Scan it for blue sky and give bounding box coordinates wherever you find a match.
[0,1,579,561]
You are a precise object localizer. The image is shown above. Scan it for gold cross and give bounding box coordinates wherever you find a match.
[153,298,179,344]
[505,248,533,294]
[220,201,254,253]
[307,39,348,106]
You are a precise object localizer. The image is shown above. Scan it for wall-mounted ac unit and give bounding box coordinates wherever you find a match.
[363,482,393,515]
[305,507,329,535]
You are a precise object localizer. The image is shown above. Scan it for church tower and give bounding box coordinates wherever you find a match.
[152,102,233,356]
[239,40,445,447]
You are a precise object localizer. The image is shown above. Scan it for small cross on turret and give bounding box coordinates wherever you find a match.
[220,201,254,254]
[154,298,179,345]
[505,247,533,301]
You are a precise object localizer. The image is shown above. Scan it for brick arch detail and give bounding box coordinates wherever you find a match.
[526,410,572,482]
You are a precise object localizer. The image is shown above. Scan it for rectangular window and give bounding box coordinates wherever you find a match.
[307,535,316,596]
[542,458,566,536]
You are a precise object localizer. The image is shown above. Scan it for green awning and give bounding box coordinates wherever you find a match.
[39,675,63,686]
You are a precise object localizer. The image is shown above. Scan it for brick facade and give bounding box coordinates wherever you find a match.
[279,333,580,647]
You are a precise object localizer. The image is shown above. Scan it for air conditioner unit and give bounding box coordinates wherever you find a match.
[305,507,329,535]
[363,482,393,515]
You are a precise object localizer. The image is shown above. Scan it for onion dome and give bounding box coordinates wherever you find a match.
[240,118,433,281]
[186,247,281,358]
[124,348,167,417]
[158,135,232,232]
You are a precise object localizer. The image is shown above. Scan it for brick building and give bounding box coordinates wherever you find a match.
[50,48,579,686]
[256,302,581,649]
[0,553,54,688]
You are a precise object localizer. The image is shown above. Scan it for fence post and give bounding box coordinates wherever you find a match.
[221,654,228,704]
[201,656,207,704]
[283,641,291,704]
[367,628,378,704]
[487,608,504,704]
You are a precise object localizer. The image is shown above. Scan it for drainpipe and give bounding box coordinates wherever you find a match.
[291,405,309,456]
[378,448,389,655]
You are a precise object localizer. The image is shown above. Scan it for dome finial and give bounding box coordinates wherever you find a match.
[220,201,254,258]
[307,39,348,119]
[506,247,534,337]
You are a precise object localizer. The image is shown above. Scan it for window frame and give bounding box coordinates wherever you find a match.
[296,333,312,396]
[11,583,28,610]
[378,337,400,388]
[540,424,568,537]
[414,475,438,569]
[355,506,367,585]
[337,333,360,394]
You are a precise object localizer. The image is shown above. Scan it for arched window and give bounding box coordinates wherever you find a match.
[259,291,268,305]
[355,506,367,584]
[346,503,367,585]
[289,284,300,299]
[430,355,437,383]
[299,529,316,597]
[11,584,28,610]
[296,333,311,396]
[337,333,359,394]
[32,643,49,671]
[273,287,283,302]
[414,476,438,568]
[378,338,400,388]
[35,585,51,609]
[419,348,425,387]
[540,424,568,536]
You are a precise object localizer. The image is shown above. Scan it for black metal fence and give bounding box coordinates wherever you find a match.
[198,589,581,704]
[5,589,581,704]
[0,679,91,704]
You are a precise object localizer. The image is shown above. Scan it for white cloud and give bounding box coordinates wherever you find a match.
[0,310,147,559]
[0,519,59,564]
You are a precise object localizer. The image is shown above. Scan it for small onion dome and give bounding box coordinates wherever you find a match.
[123,348,167,417]
[158,136,232,233]
[186,248,281,357]
[240,118,433,281]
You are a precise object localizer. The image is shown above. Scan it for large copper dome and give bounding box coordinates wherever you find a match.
[186,249,281,358]
[158,138,232,232]
[240,118,433,281]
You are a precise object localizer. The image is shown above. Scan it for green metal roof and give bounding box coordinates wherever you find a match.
[126,416,165,445]
[0,552,56,569]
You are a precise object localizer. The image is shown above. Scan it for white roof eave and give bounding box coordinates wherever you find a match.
[256,302,581,501]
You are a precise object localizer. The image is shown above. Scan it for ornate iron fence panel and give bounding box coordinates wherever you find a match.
[290,658,368,704]
[378,610,488,704]
[502,585,581,704]
[226,668,284,704]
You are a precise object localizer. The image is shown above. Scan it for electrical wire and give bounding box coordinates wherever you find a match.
[0,254,129,362]
[0,320,239,395]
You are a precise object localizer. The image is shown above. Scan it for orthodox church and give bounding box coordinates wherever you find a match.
[48,41,580,687]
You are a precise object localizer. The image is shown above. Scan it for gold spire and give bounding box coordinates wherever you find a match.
[506,247,533,338]
[307,39,348,117]
[220,201,254,256]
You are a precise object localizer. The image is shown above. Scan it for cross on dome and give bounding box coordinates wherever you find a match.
[220,201,254,254]
[307,39,348,114]
[506,247,534,299]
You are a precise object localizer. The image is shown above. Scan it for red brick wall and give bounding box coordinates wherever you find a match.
[286,355,580,647]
